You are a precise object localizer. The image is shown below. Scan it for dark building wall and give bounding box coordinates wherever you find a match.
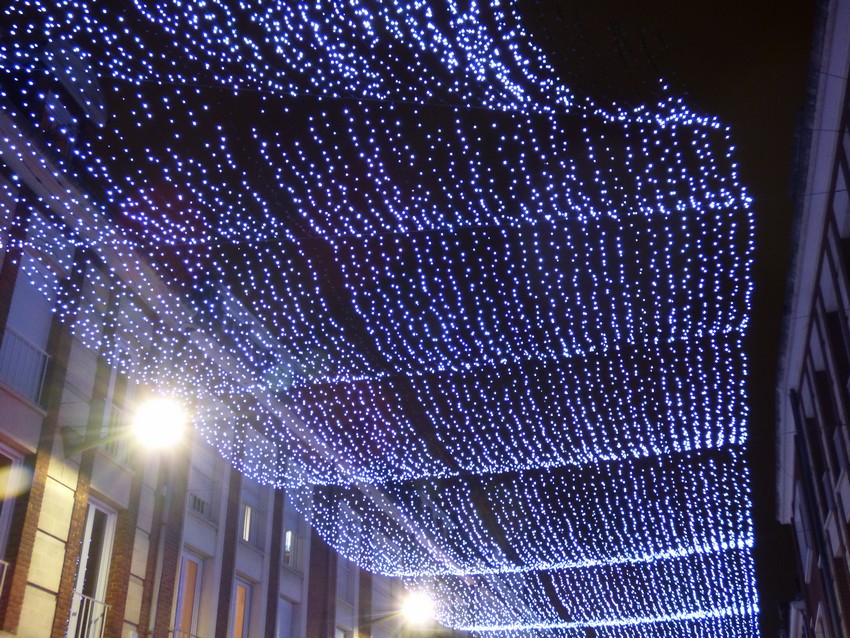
[778,1,850,636]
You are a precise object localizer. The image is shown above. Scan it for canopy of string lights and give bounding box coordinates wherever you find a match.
[0,0,755,634]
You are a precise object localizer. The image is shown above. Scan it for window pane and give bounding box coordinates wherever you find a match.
[70,504,114,638]
[0,452,17,556]
[242,505,252,543]
[283,530,293,566]
[81,509,108,598]
[177,557,200,634]
[337,558,354,603]
[277,598,294,638]
[232,581,250,638]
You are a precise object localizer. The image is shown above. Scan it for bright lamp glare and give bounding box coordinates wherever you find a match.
[402,591,435,625]
[132,398,187,448]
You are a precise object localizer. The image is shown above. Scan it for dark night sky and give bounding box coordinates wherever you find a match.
[529,1,817,634]
[634,4,815,635]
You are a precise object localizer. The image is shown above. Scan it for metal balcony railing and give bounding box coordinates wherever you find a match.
[0,559,9,601]
[0,328,49,405]
[68,591,109,638]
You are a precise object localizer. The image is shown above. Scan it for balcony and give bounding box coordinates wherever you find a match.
[0,559,8,602]
[68,592,109,638]
[0,328,49,406]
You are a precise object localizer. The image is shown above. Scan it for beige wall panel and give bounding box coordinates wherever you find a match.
[18,585,56,638]
[90,452,132,507]
[38,476,74,541]
[131,529,150,579]
[28,530,66,592]
[125,575,144,625]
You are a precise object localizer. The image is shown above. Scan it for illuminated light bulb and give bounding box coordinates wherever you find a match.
[131,397,188,449]
[402,590,436,626]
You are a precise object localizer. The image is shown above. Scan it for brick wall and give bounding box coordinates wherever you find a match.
[49,250,98,638]
[151,449,191,637]
[358,569,373,638]
[264,488,285,638]
[214,464,242,638]
[306,526,338,638]
[50,468,91,638]
[1,286,76,633]
[103,461,145,636]
[137,460,169,637]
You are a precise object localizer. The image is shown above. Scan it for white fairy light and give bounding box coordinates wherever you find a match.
[0,0,757,634]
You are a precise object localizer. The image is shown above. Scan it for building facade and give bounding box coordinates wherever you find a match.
[0,46,418,638]
[777,0,850,636]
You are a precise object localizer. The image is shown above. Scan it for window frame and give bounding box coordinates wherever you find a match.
[230,578,252,638]
[68,499,116,638]
[175,552,204,637]
[0,443,24,559]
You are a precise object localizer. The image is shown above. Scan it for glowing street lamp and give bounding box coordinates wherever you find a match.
[130,396,188,448]
[62,396,188,456]
[401,591,436,627]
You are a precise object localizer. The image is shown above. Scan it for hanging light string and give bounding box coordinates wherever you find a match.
[0,0,756,634]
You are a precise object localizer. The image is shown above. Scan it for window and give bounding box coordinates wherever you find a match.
[175,553,203,637]
[69,501,115,638]
[112,294,155,371]
[276,598,295,638]
[0,326,49,405]
[794,483,814,582]
[815,606,826,638]
[241,504,257,545]
[189,493,211,519]
[41,90,80,155]
[0,252,54,405]
[282,501,300,569]
[337,556,355,604]
[100,365,132,463]
[22,212,75,304]
[282,529,295,568]
[0,445,24,558]
[187,444,221,524]
[230,579,251,638]
[72,265,110,353]
[239,481,263,548]
[835,156,850,236]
